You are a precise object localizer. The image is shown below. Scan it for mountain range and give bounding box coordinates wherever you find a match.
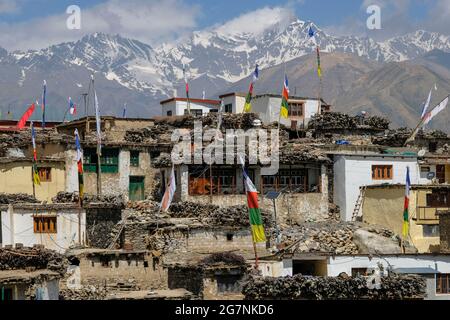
[0,16,449,131]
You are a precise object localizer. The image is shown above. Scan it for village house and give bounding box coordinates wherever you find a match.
[332,150,420,221]
[160,97,220,117]
[161,146,332,224]
[64,248,167,291]
[257,252,450,300]
[56,116,161,202]
[0,203,86,253]
[0,126,77,203]
[0,246,65,301]
[362,184,450,253]
[219,92,330,129]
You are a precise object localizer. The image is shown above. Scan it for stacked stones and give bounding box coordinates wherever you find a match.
[280,223,358,255]
[59,286,107,300]
[242,274,426,300]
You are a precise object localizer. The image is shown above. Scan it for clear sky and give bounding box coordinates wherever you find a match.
[0,0,447,50]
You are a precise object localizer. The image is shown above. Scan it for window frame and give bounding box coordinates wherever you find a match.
[33,216,57,234]
[224,104,233,113]
[130,150,140,167]
[371,165,393,180]
[436,273,450,294]
[288,102,304,117]
[37,167,52,182]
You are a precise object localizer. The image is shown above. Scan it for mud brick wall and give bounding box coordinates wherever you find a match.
[440,212,450,253]
[86,208,122,248]
[76,252,167,290]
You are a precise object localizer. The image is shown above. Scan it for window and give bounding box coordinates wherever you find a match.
[38,167,51,182]
[166,110,172,116]
[288,102,303,117]
[188,166,237,195]
[423,225,439,237]
[436,274,450,294]
[84,148,119,173]
[184,109,203,117]
[436,165,446,183]
[372,165,393,180]
[225,104,233,113]
[226,233,234,241]
[83,148,97,172]
[426,190,450,207]
[101,149,119,173]
[33,216,57,234]
[130,151,139,167]
[420,166,430,173]
[262,167,320,193]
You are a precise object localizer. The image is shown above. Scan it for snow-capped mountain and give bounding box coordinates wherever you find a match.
[0,16,449,120]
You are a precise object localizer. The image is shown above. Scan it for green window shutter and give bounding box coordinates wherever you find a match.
[100,148,119,173]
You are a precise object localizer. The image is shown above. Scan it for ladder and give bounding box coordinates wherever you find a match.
[352,186,367,221]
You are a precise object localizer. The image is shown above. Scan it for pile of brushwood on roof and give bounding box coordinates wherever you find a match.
[373,128,450,147]
[0,193,38,204]
[0,247,67,274]
[242,274,426,300]
[170,201,272,228]
[125,201,273,228]
[279,142,330,163]
[124,113,262,144]
[0,129,72,152]
[372,127,411,146]
[199,252,247,267]
[309,112,389,131]
[52,192,125,208]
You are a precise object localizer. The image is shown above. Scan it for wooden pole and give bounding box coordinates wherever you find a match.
[78,194,82,245]
[31,166,36,198]
[252,240,259,268]
[92,76,102,196]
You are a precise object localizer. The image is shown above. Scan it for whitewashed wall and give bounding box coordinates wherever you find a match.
[161,100,219,116]
[1,207,86,253]
[333,155,420,221]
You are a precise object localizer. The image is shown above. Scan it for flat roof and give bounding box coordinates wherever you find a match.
[160,97,220,105]
[332,153,417,158]
[56,116,155,128]
[0,269,61,284]
[218,92,248,98]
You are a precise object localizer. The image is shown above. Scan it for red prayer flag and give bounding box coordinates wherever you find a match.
[17,103,36,129]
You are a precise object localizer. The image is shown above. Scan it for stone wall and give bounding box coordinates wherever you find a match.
[84,149,158,202]
[86,208,122,248]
